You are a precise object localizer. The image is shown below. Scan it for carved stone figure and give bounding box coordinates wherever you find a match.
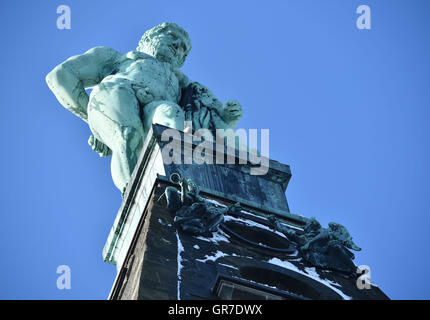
[165,173,226,236]
[269,216,361,273]
[46,22,242,193]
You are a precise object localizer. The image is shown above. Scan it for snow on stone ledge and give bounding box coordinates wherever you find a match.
[267,257,352,300]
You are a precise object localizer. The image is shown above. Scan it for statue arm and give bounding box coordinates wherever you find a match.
[46,46,121,122]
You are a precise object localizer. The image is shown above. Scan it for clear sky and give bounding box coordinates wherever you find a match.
[0,0,429,299]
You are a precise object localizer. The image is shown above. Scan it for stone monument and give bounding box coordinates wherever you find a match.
[46,22,388,300]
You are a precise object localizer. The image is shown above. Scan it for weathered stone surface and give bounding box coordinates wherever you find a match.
[102,124,297,270]
[110,182,389,300]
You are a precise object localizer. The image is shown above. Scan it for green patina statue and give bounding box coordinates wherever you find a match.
[46,22,242,193]
[165,173,226,236]
[269,216,361,273]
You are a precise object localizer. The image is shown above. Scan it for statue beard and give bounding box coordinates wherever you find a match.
[140,40,183,68]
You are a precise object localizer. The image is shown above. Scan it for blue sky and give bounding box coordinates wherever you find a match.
[0,0,429,299]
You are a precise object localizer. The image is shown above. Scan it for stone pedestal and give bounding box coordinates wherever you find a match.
[103,124,388,300]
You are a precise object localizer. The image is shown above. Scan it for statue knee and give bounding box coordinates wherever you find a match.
[152,101,185,130]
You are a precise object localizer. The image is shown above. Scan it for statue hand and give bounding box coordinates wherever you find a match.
[88,135,112,157]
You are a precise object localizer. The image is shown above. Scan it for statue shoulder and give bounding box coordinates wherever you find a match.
[122,50,154,62]
[83,46,122,62]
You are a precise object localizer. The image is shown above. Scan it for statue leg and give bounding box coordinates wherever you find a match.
[142,100,185,134]
[88,82,144,192]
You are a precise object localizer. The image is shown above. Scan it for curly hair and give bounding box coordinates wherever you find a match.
[137,22,192,57]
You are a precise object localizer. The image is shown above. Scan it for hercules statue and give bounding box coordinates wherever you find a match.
[46,23,242,194]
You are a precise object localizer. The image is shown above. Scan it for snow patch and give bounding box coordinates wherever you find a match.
[195,229,230,244]
[196,250,228,262]
[224,215,289,240]
[176,231,184,300]
[218,263,239,270]
[240,210,303,231]
[267,258,352,300]
[205,198,227,207]
[240,210,265,219]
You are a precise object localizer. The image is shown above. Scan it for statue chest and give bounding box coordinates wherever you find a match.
[117,59,180,102]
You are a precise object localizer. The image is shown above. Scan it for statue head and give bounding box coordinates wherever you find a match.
[304,217,322,234]
[185,178,198,194]
[137,22,192,68]
[219,100,243,129]
[328,222,361,251]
